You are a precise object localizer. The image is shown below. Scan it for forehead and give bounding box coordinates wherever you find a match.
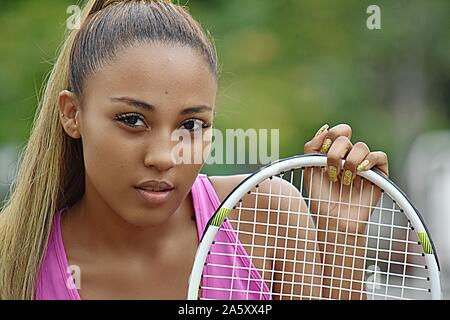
[82,42,217,108]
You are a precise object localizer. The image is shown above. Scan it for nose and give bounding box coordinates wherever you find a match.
[143,131,176,172]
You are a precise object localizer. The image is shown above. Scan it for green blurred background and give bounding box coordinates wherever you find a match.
[0,0,449,180]
[0,0,450,297]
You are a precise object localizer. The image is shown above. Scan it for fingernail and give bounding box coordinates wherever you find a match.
[328,166,338,183]
[314,124,329,138]
[320,138,332,154]
[357,160,370,172]
[343,170,353,186]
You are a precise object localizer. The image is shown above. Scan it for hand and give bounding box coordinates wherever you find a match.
[303,123,389,235]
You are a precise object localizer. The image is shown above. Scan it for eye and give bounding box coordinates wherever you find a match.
[114,113,147,128]
[180,119,211,132]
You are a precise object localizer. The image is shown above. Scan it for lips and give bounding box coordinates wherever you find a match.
[135,188,173,206]
[135,180,174,192]
[135,180,174,206]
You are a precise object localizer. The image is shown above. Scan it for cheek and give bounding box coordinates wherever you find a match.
[200,131,213,162]
[177,164,203,195]
[82,125,138,191]
[189,129,213,163]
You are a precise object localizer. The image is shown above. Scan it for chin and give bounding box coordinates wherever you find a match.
[120,208,175,228]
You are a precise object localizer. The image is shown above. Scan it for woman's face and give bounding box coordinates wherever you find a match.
[60,43,217,227]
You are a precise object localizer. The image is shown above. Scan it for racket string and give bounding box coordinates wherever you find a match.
[200,268,430,292]
[209,241,427,269]
[199,166,433,300]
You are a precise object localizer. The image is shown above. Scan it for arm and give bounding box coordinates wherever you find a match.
[316,216,368,299]
[210,175,322,300]
[209,163,382,300]
[270,177,365,300]
[304,123,389,300]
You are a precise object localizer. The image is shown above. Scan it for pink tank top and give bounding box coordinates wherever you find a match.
[35,174,271,300]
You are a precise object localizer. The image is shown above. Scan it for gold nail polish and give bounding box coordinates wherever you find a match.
[320,138,332,154]
[314,124,329,138]
[343,170,353,186]
[328,166,338,182]
[357,160,370,172]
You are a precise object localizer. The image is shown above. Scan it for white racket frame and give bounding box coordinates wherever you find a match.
[187,155,442,300]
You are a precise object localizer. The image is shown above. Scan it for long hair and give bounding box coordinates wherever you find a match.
[0,0,218,299]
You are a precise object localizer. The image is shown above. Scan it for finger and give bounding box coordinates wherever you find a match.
[356,151,389,177]
[304,123,330,154]
[342,142,370,186]
[326,123,352,141]
[314,123,329,138]
[326,136,353,183]
[318,123,352,154]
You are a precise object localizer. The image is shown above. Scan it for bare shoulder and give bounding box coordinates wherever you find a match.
[208,174,302,205]
[208,174,307,217]
[208,174,251,203]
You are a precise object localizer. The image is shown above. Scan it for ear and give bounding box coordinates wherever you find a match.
[58,90,82,139]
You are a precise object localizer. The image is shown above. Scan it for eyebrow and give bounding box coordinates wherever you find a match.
[110,96,212,115]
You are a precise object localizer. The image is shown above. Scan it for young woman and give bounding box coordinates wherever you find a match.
[0,0,388,300]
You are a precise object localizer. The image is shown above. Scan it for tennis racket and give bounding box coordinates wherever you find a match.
[187,154,441,300]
